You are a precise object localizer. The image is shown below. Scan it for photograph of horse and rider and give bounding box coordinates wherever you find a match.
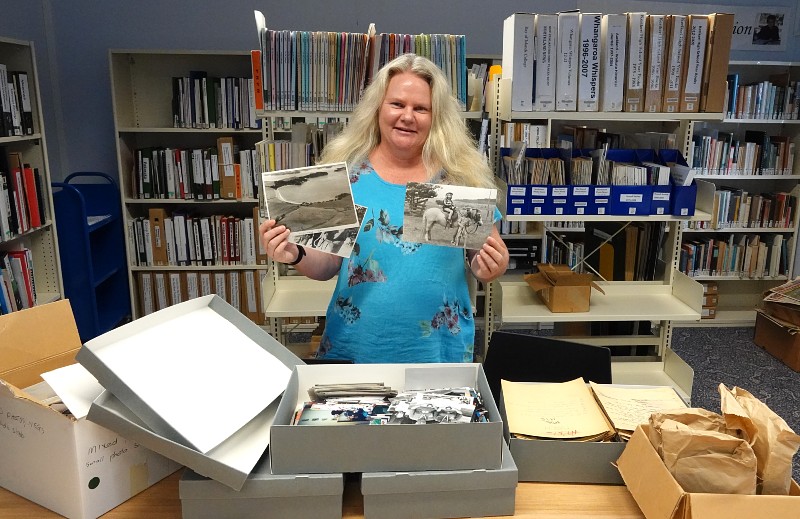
[402,182,497,249]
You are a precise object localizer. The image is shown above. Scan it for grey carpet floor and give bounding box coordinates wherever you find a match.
[670,326,800,484]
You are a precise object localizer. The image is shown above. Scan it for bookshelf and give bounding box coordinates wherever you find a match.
[0,37,63,312]
[681,60,800,326]
[485,70,721,401]
[109,50,268,324]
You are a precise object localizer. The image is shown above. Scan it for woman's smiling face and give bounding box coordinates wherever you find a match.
[377,71,432,159]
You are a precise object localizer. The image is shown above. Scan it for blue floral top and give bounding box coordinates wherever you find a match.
[317,161,484,363]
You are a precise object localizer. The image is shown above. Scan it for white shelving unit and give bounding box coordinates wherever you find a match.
[483,75,725,399]
[681,60,800,327]
[0,37,63,309]
[109,50,267,321]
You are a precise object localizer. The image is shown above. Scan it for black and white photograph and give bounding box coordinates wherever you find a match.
[752,12,783,45]
[402,182,496,249]
[260,161,358,234]
[290,204,367,258]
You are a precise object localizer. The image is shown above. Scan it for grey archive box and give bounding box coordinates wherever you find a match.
[269,363,505,474]
[360,441,518,519]
[501,383,690,484]
[180,452,344,519]
[78,295,304,491]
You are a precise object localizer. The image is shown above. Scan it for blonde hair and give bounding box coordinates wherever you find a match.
[319,53,494,188]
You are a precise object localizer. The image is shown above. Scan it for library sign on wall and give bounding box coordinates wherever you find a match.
[579,1,793,51]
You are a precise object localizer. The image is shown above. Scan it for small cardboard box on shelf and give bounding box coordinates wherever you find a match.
[523,263,604,312]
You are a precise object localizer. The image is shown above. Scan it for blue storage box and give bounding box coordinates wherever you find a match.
[659,149,697,217]
[506,184,530,216]
[569,185,611,215]
[609,185,652,215]
[527,185,570,215]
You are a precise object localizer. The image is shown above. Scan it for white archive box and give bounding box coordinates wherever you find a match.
[179,451,344,519]
[0,300,180,519]
[269,363,505,474]
[360,440,518,519]
[76,295,304,491]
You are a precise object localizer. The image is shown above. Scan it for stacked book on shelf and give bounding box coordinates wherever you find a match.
[501,11,733,114]
[0,63,34,137]
[725,72,800,120]
[686,188,796,230]
[135,270,264,324]
[690,128,796,176]
[132,141,261,201]
[253,10,468,112]
[127,207,265,268]
[0,248,36,314]
[171,70,260,130]
[0,151,46,240]
[679,233,791,279]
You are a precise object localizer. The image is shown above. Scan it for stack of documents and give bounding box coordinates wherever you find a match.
[589,382,688,441]
[501,378,615,442]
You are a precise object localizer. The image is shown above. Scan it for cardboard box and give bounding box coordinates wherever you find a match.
[269,363,504,474]
[79,295,304,491]
[700,281,718,294]
[701,306,717,319]
[360,441,517,519]
[761,300,800,328]
[702,294,718,306]
[179,453,344,519]
[754,311,800,372]
[0,301,180,519]
[523,263,604,313]
[618,424,800,519]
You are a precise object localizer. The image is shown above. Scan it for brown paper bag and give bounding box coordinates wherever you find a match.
[648,407,730,456]
[657,418,758,494]
[719,384,800,495]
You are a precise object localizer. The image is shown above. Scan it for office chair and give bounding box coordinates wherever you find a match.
[483,331,612,407]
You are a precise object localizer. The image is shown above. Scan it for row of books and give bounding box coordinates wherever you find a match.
[254,11,468,111]
[500,148,673,187]
[689,189,797,230]
[0,249,36,315]
[127,207,265,268]
[0,152,46,240]
[689,129,796,176]
[132,141,260,201]
[171,73,260,130]
[257,121,344,173]
[502,11,732,113]
[501,122,678,155]
[680,233,792,279]
[0,64,33,137]
[136,270,264,323]
[725,73,800,120]
[542,233,585,273]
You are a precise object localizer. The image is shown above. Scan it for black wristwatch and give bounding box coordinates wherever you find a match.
[288,245,306,266]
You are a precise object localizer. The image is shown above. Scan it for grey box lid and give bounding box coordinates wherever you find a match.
[80,295,304,491]
[179,452,343,500]
[360,441,517,494]
[88,389,281,491]
[78,295,301,454]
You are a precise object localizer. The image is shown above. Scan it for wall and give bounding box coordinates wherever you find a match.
[0,0,798,180]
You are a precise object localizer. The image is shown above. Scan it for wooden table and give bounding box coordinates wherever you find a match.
[0,470,645,518]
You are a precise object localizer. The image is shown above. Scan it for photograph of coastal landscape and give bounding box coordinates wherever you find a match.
[260,162,358,233]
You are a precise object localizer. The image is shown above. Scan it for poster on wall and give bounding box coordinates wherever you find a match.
[579,1,795,51]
